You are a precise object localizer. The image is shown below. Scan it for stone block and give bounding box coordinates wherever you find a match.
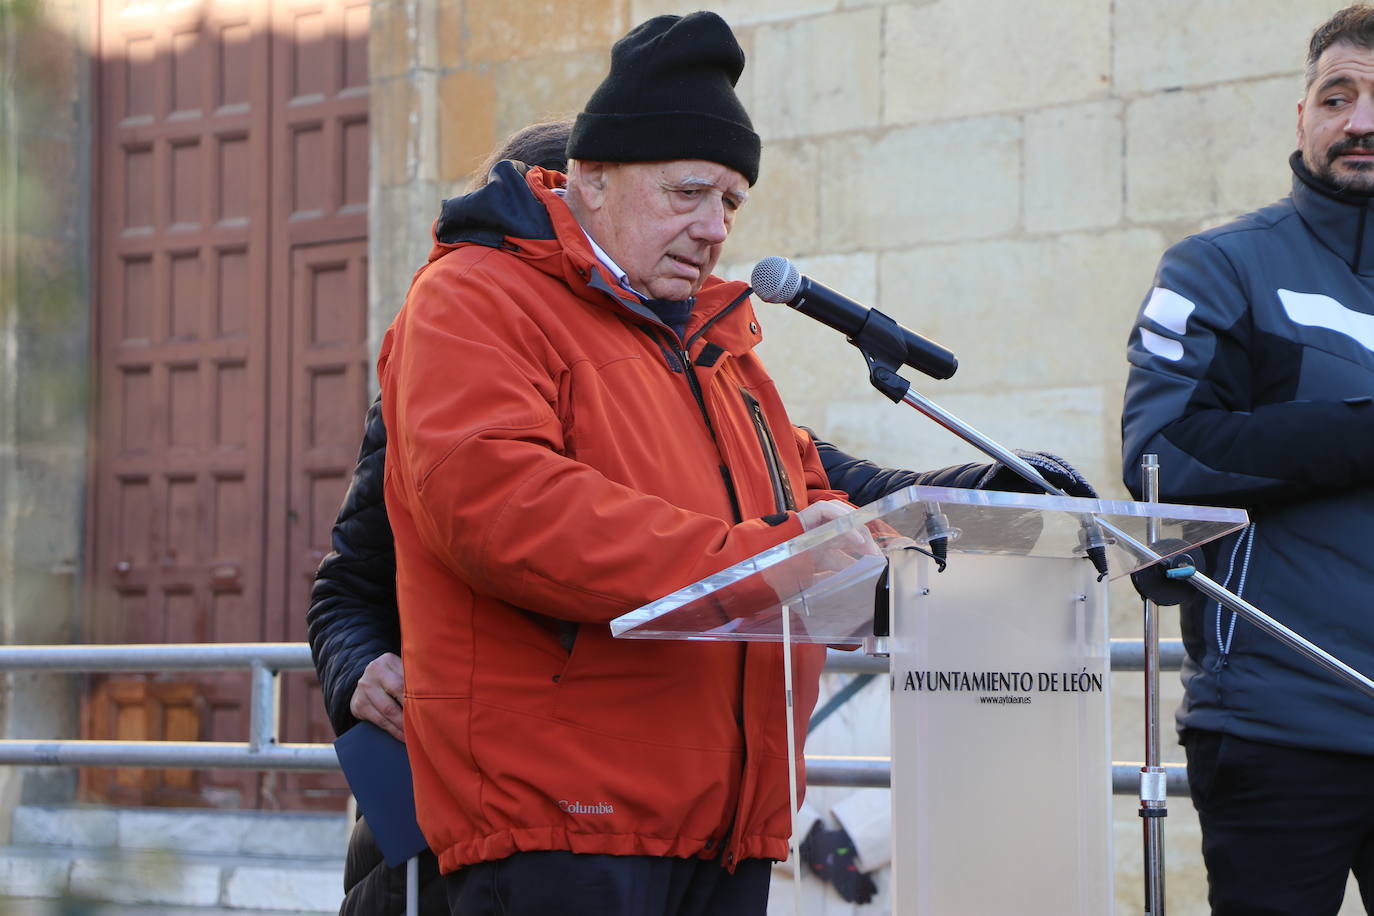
[11,11,82,120]
[721,140,821,265]
[1113,0,1332,94]
[459,0,627,64]
[369,182,438,362]
[111,809,347,859]
[5,673,80,740]
[69,852,221,907]
[373,78,420,189]
[369,0,416,82]
[749,8,882,141]
[877,229,1165,391]
[883,0,1110,126]
[116,810,248,856]
[0,848,71,898]
[12,806,117,848]
[631,0,838,27]
[11,450,85,567]
[1126,77,1296,224]
[1025,100,1124,233]
[15,246,90,446]
[438,68,498,185]
[224,863,343,912]
[818,118,1022,251]
[238,813,349,857]
[16,128,84,242]
[490,49,607,146]
[435,0,465,71]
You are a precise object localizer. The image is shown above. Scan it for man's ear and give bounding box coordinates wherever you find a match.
[1297,98,1306,147]
[570,160,611,210]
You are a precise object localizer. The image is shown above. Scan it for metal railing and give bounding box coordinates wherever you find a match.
[0,640,1188,793]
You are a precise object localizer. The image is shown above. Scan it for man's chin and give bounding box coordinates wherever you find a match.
[646,278,702,300]
[1326,160,1374,193]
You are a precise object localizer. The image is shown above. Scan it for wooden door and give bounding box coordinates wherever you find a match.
[87,0,369,810]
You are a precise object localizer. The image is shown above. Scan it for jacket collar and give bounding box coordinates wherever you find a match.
[428,162,763,356]
[1290,150,1374,274]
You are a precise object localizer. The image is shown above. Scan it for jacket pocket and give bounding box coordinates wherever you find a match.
[739,387,796,515]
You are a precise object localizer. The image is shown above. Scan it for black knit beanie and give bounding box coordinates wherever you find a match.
[567,11,761,186]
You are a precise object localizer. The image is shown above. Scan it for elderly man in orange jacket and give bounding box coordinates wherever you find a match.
[378,12,858,915]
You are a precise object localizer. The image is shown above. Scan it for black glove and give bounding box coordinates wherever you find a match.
[799,821,877,905]
[977,450,1098,499]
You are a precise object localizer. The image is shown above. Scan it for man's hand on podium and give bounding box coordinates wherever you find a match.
[798,499,880,573]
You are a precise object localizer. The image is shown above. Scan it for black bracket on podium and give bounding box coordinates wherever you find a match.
[850,310,913,403]
[1128,538,1199,606]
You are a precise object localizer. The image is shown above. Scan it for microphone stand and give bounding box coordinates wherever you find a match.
[846,320,1374,915]
[1140,454,1167,916]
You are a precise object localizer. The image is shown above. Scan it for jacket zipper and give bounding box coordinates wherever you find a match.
[636,323,745,524]
[740,387,796,514]
[1211,522,1255,671]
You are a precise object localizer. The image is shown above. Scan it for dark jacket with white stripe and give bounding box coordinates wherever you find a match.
[1122,152,1374,752]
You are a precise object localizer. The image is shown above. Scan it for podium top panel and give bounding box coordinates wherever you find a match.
[610,486,1247,644]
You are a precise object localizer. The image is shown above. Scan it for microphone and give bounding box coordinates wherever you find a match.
[751,256,958,380]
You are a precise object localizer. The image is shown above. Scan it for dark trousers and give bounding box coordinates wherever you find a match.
[1185,729,1374,915]
[444,851,771,916]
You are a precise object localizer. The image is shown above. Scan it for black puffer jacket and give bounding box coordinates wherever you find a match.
[308,396,400,737]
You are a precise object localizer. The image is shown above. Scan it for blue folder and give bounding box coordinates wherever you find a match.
[333,721,430,867]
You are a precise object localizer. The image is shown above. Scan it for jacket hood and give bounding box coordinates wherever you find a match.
[434,160,560,251]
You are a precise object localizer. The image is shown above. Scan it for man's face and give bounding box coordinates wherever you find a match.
[579,160,749,300]
[1299,41,1374,192]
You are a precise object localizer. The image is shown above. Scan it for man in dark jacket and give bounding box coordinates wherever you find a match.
[1122,7,1374,913]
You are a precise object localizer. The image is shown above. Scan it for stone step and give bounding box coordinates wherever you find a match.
[1,805,350,913]
[12,805,350,859]
[0,844,342,912]
[0,898,333,916]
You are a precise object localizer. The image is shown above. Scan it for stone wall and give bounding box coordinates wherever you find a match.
[0,0,94,819]
[369,2,1358,911]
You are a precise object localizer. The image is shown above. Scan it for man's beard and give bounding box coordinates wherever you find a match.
[1319,136,1374,192]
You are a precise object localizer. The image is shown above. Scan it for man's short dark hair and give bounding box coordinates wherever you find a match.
[1307,5,1374,87]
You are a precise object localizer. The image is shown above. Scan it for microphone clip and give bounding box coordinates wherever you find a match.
[850,309,911,403]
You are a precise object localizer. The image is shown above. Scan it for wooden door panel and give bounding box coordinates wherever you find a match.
[265,0,369,810]
[88,0,271,807]
[90,0,368,809]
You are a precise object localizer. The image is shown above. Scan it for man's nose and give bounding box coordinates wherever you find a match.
[691,198,730,244]
[1347,95,1374,135]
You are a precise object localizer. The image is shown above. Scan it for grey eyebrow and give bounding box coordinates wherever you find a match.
[680,175,749,207]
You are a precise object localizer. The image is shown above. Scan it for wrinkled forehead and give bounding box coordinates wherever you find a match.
[1309,40,1374,95]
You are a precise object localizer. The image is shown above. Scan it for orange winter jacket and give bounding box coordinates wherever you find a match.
[378,163,846,875]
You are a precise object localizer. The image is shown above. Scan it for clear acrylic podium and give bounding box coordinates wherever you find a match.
[612,486,1247,915]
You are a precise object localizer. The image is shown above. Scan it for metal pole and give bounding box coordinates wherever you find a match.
[1141,455,1166,916]
[248,660,280,753]
[406,856,419,916]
